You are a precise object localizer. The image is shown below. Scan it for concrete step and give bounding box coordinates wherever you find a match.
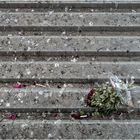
[0,84,139,112]
[1,0,140,9]
[0,85,87,111]
[0,61,139,82]
[0,1,139,139]
[0,120,140,139]
[0,12,140,31]
[0,36,139,56]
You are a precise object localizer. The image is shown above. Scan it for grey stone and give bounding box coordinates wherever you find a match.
[0,85,138,111]
[0,86,87,109]
[0,120,140,139]
[0,36,139,54]
[0,62,139,81]
[0,12,140,28]
[2,0,140,3]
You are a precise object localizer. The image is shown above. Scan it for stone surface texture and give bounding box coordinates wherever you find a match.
[0,0,139,139]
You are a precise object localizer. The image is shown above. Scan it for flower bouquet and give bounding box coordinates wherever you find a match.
[85,74,134,115]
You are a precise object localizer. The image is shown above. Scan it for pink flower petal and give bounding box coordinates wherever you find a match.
[5,113,17,120]
[13,84,26,88]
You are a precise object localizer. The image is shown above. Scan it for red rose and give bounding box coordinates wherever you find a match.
[71,112,80,119]
[85,89,95,106]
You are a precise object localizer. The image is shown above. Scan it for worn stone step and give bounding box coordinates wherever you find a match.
[0,12,140,31]
[0,61,139,82]
[0,36,139,56]
[0,84,139,112]
[1,0,140,9]
[0,86,87,111]
[0,120,140,139]
[0,56,140,62]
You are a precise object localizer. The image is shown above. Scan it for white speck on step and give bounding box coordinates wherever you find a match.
[30,131,34,137]
[6,103,10,107]
[48,133,53,138]
[90,9,94,12]
[42,112,46,117]
[87,75,91,79]
[54,63,59,68]
[14,19,18,23]
[21,123,28,129]
[79,14,84,18]
[90,40,95,45]
[67,84,73,87]
[15,9,19,12]
[106,48,110,51]
[89,21,93,26]
[0,99,4,103]
[6,18,10,24]
[54,119,61,124]
[7,40,11,45]
[131,76,135,80]
[71,58,77,63]
[62,31,66,35]
[64,43,68,47]
[27,47,31,51]
[65,7,68,12]
[59,84,67,96]
[47,38,50,43]
[80,97,84,102]
[20,100,23,103]
[137,100,140,104]
[65,36,69,40]
[138,69,140,72]
[48,11,54,15]
[35,96,39,99]
[132,9,136,13]
[39,91,44,95]
[8,34,12,37]
[26,69,31,75]
[63,84,67,88]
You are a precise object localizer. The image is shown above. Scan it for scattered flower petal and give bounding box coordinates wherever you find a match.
[13,83,26,88]
[5,113,17,120]
[71,112,80,119]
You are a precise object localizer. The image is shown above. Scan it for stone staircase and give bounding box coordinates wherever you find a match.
[0,0,140,139]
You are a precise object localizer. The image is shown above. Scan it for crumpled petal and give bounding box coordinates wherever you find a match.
[71,112,80,119]
[5,113,17,120]
[13,83,26,88]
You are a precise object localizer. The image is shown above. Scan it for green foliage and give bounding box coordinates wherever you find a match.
[90,83,121,115]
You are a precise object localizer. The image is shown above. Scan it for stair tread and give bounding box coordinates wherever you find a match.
[0,61,139,81]
[0,84,139,111]
[0,120,140,139]
[2,0,140,3]
[0,36,139,54]
[0,12,140,28]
